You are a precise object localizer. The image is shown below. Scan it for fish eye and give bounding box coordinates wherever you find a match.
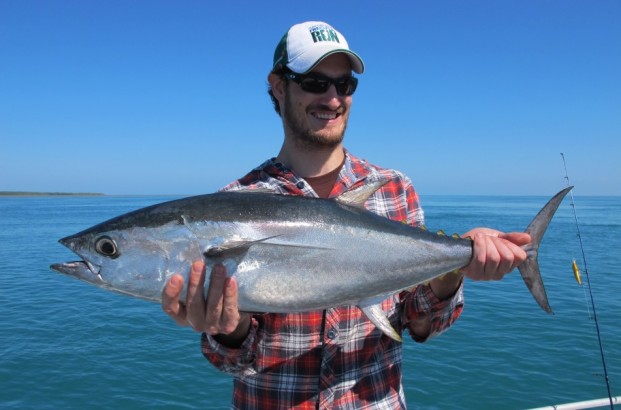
[95,236,119,258]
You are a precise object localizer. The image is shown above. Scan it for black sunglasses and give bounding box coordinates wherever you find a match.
[284,72,358,96]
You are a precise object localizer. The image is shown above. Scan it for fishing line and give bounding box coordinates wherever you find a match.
[560,153,614,409]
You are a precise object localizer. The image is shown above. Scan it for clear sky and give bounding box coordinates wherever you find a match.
[1,1,619,196]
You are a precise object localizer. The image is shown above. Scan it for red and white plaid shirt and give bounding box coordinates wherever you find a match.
[201,151,464,409]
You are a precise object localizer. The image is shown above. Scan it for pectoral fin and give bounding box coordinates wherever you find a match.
[358,296,402,342]
[204,236,281,258]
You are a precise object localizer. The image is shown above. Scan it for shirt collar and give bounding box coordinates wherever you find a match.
[248,150,378,197]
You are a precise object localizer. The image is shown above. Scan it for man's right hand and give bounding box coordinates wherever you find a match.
[161,261,251,347]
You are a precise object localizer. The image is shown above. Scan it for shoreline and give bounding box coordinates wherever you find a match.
[0,192,105,197]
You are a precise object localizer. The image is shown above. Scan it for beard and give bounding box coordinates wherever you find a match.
[282,89,349,151]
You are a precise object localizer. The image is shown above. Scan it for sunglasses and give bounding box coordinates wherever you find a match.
[284,72,358,96]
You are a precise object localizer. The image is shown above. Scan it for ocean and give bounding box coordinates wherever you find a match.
[1,193,619,409]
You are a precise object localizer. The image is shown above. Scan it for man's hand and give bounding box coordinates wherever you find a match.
[410,227,531,339]
[460,228,531,281]
[161,261,251,347]
[428,228,531,301]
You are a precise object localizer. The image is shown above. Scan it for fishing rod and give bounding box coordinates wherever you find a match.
[560,153,614,409]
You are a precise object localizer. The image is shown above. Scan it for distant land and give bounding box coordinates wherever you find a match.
[0,191,104,197]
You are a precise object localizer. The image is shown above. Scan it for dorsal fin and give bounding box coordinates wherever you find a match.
[335,178,389,209]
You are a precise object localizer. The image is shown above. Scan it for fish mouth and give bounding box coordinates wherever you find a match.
[50,260,105,285]
[52,235,105,285]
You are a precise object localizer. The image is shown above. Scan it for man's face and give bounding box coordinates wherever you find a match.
[281,54,354,150]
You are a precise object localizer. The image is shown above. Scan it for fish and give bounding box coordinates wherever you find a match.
[51,182,572,342]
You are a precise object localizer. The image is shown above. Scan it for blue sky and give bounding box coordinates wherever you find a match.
[1,1,619,196]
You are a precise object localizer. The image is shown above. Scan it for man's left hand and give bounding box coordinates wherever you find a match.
[459,228,531,281]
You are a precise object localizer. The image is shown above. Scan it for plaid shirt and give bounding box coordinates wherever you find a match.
[201,151,464,409]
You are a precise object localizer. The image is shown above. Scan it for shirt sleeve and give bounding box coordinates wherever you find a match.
[394,171,465,342]
[200,317,259,375]
[401,279,464,343]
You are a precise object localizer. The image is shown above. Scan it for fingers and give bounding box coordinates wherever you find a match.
[161,262,246,337]
[221,277,243,334]
[161,261,208,330]
[462,230,530,281]
[161,274,188,326]
[499,232,531,247]
[205,263,228,334]
[186,261,208,332]
[205,264,245,335]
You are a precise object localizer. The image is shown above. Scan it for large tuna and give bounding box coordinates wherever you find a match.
[51,182,572,341]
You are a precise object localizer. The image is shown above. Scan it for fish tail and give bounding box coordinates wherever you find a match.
[518,186,572,314]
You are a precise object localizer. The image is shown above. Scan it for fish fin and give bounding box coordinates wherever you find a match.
[262,242,334,251]
[204,236,330,259]
[335,178,390,209]
[358,297,402,342]
[204,235,281,258]
[518,186,572,314]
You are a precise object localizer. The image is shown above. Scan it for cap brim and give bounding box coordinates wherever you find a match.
[288,48,365,74]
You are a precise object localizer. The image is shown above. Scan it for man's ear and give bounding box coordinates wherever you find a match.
[268,72,286,101]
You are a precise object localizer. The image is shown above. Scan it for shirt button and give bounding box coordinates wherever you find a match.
[327,329,337,340]
[296,181,305,189]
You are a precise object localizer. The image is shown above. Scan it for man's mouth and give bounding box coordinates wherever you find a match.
[312,111,339,120]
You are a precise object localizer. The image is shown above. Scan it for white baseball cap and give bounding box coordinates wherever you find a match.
[273,21,364,74]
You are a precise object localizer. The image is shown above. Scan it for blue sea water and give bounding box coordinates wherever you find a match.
[0,194,619,409]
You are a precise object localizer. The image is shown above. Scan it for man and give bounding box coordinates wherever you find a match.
[162,21,530,409]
